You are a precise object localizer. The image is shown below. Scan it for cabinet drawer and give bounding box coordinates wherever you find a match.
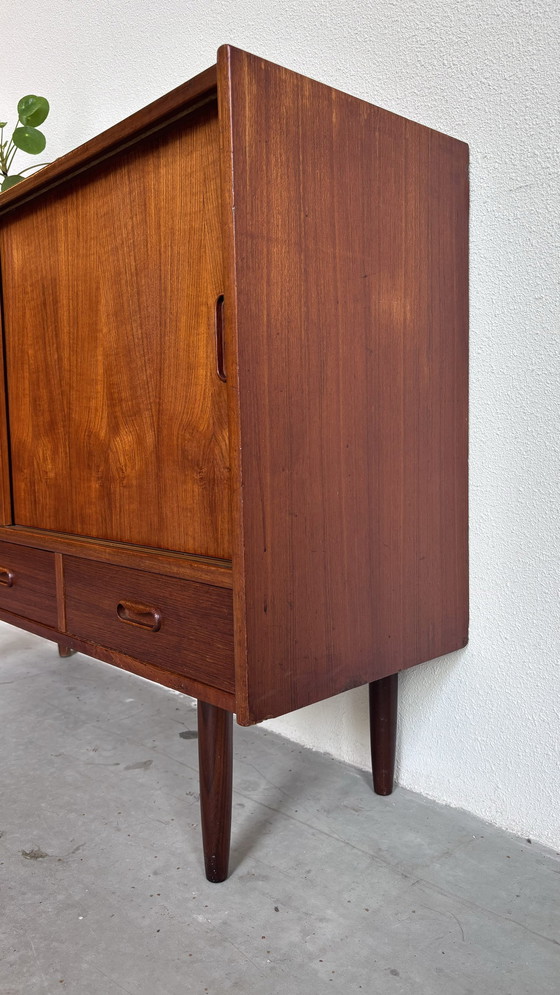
[0,540,58,626]
[63,557,234,692]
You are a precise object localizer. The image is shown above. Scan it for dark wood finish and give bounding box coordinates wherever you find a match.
[0,603,235,711]
[0,540,58,626]
[1,102,230,558]
[0,66,218,216]
[0,526,233,587]
[63,556,235,692]
[198,701,233,883]
[369,673,398,795]
[219,45,468,724]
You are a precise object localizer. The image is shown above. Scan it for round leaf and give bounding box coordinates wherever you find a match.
[17,94,49,127]
[12,126,46,155]
[1,174,25,191]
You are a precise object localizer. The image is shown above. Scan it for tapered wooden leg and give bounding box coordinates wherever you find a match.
[369,673,398,795]
[58,644,76,658]
[197,701,233,883]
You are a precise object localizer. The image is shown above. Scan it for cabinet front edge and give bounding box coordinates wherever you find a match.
[0,64,218,216]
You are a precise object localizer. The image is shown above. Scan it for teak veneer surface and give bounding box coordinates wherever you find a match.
[0,66,218,215]
[219,47,468,722]
[1,102,230,558]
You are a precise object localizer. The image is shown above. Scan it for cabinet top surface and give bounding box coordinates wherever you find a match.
[0,45,467,218]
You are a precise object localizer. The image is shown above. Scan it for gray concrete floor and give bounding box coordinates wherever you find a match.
[1,623,559,995]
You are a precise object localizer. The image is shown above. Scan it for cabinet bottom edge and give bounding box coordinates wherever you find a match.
[0,607,235,711]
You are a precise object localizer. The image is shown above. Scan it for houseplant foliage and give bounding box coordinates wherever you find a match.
[0,95,50,191]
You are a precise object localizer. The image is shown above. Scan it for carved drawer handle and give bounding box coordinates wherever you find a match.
[0,566,15,587]
[116,600,162,632]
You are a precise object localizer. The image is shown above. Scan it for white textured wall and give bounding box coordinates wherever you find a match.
[1,0,559,847]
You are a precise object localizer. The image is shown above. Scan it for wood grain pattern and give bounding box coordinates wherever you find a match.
[1,101,230,558]
[0,539,57,626]
[63,556,234,691]
[0,526,233,588]
[0,66,217,217]
[219,46,468,724]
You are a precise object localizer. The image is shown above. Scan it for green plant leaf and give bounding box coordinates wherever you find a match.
[17,95,49,127]
[0,122,7,128]
[1,174,25,191]
[12,126,46,155]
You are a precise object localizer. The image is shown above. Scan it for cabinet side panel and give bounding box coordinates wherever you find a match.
[221,47,468,724]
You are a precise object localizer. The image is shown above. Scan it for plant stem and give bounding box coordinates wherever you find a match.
[0,127,7,176]
[5,141,18,174]
[19,162,50,174]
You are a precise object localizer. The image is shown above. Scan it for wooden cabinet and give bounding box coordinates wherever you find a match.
[0,46,468,881]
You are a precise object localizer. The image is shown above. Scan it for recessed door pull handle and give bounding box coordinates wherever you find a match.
[215,294,226,382]
[116,600,162,632]
[0,566,15,587]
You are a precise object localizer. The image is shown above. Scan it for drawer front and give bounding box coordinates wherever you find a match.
[63,557,234,692]
[0,540,58,626]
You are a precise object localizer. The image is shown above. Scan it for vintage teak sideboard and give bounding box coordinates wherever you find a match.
[0,46,468,881]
